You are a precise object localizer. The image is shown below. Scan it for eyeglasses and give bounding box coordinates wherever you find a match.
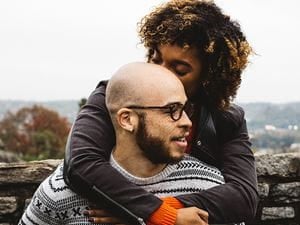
[126,102,193,121]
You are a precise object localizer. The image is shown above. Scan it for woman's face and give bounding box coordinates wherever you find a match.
[149,44,203,99]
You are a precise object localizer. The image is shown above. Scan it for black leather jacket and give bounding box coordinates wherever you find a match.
[63,80,259,224]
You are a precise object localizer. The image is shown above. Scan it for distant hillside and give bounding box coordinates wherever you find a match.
[240,102,300,131]
[0,100,300,131]
[0,100,79,124]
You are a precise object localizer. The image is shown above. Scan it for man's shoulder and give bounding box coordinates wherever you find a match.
[20,164,89,224]
[46,163,70,194]
[34,164,88,209]
[36,164,73,202]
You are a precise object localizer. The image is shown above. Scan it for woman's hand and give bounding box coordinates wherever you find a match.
[84,209,126,225]
[175,207,208,225]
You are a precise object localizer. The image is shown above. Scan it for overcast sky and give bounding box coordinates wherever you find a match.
[0,0,299,103]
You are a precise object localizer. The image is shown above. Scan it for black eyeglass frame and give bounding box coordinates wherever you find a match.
[126,102,193,122]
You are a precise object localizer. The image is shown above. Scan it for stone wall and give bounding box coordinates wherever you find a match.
[251,152,300,225]
[0,160,62,225]
[0,152,299,225]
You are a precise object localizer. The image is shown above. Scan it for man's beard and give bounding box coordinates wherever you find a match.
[136,114,182,164]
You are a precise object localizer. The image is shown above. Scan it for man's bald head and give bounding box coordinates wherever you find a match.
[106,62,185,118]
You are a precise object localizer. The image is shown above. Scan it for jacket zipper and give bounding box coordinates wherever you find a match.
[92,186,146,225]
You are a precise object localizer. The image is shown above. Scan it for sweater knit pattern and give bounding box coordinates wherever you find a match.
[19,155,225,225]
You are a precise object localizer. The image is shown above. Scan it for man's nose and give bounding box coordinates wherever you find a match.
[179,111,192,129]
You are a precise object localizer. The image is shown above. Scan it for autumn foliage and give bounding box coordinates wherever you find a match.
[0,105,71,160]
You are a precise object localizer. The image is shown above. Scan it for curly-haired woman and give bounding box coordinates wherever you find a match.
[64,1,259,224]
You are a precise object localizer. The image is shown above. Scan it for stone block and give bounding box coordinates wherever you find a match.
[0,197,17,215]
[0,159,62,185]
[255,152,300,177]
[270,182,300,203]
[258,183,269,198]
[261,207,295,220]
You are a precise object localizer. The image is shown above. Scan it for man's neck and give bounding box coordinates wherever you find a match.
[112,143,167,178]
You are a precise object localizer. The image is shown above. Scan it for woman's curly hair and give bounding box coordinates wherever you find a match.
[138,0,252,110]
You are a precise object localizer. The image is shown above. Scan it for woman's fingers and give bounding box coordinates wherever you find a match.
[196,208,209,223]
[84,209,125,224]
[88,216,124,224]
[84,209,113,217]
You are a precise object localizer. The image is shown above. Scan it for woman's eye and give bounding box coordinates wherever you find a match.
[150,57,161,64]
[173,65,190,77]
[175,70,188,76]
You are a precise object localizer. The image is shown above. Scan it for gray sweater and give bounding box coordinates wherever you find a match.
[19,155,225,225]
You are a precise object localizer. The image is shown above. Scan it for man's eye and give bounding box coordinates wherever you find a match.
[161,107,174,115]
[167,105,180,113]
[162,107,172,113]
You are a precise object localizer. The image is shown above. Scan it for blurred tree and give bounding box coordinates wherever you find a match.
[78,98,87,110]
[0,105,70,160]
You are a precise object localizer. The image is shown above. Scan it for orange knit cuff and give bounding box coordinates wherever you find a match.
[147,201,177,225]
[161,197,184,209]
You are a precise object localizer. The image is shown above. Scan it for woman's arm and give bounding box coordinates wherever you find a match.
[63,81,178,225]
[176,107,259,224]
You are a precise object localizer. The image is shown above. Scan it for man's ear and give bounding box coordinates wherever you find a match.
[117,108,136,132]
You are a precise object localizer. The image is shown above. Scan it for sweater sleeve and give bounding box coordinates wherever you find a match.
[161,197,185,209]
[63,82,163,224]
[147,202,178,225]
[18,180,62,225]
[176,117,259,224]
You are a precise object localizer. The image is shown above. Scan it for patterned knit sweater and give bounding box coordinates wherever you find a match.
[19,155,225,225]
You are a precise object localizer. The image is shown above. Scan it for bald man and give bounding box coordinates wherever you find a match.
[19,62,225,225]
